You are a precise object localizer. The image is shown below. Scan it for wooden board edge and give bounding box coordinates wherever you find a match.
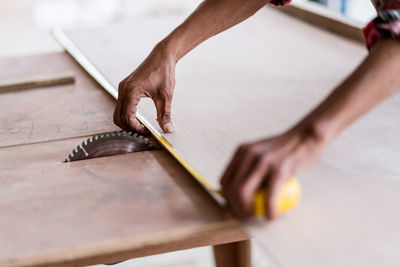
[273,2,366,43]
[0,74,75,93]
[2,221,247,267]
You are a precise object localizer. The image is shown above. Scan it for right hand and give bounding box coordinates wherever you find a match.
[114,44,176,134]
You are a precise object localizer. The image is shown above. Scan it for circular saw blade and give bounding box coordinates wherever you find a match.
[65,131,155,162]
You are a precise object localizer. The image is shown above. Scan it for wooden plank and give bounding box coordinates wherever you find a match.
[278,2,365,43]
[57,8,366,189]
[0,53,248,266]
[0,135,93,170]
[0,53,119,148]
[0,54,75,84]
[0,73,75,93]
[0,147,247,267]
[0,134,160,170]
[56,6,400,267]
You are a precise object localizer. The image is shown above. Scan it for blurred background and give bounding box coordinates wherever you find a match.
[1,0,376,58]
[309,0,375,21]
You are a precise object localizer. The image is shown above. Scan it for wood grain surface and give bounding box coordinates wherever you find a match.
[0,53,248,266]
[0,149,246,267]
[0,53,119,148]
[59,6,400,267]
[279,2,364,42]
[0,73,75,93]
[61,7,367,189]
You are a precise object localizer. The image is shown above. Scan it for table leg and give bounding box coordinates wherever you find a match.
[213,239,251,267]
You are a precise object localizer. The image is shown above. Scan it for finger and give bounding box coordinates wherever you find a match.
[229,158,270,218]
[220,145,247,188]
[153,96,174,133]
[225,153,259,217]
[114,81,128,130]
[221,150,247,217]
[121,94,149,135]
[221,144,253,188]
[229,147,262,190]
[113,98,124,130]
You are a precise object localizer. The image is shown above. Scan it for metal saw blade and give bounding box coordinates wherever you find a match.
[65,131,156,162]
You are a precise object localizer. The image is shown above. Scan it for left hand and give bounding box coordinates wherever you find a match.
[221,125,325,220]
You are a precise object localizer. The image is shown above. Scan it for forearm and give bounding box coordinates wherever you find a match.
[300,38,400,144]
[158,0,269,61]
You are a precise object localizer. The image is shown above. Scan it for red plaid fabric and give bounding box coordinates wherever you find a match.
[364,0,400,49]
[267,0,400,49]
[269,0,291,6]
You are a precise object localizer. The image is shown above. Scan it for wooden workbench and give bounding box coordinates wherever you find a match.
[0,53,249,267]
[54,6,400,267]
[3,5,400,267]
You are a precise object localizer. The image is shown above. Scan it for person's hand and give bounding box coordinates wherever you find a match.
[114,43,176,134]
[221,125,326,220]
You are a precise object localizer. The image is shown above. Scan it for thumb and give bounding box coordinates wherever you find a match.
[154,97,174,133]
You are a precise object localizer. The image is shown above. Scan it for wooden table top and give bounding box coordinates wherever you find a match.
[0,53,246,267]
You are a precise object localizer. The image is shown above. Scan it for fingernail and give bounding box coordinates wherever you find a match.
[164,123,175,133]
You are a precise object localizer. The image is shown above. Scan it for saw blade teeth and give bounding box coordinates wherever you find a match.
[83,138,90,149]
[77,145,84,153]
[65,129,157,162]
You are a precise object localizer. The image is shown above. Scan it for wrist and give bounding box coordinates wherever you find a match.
[155,37,181,64]
[288,117,335,149]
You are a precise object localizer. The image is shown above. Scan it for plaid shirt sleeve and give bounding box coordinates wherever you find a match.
[269,0,291,7]
[363,0,400,49]
[266,0,400,49]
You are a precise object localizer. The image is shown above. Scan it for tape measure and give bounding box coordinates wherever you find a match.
[135,118,302,217]
[254,177,301,216]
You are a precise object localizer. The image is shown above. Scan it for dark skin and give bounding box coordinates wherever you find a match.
[114,0,400,219]
[114,0,269,133]
[114,47,176,134]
